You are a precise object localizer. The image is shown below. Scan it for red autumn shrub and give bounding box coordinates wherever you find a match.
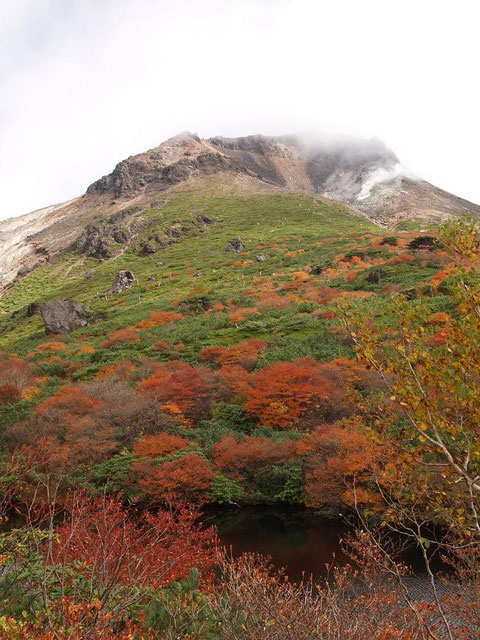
[100,328,139,349]
[135,453,215,502]
[218,364,251,399]
[213,435,297,484]
[37,341,66,353]
[52,492,217,589]
[200,339,267,370]
[0,357,33,386]
[135,310,183,329]
[428,311,451,325]
[244,359,333,429]
[0,383,21,405]
[36,384,101,420]
[138,361,216,420]
[304,423,380,509]
[133,433,188,458]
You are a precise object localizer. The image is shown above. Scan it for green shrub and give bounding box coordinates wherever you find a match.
[210,474,246,504]
[254,460,304,503]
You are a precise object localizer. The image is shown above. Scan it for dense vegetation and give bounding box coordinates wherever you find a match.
[0,192,454,510]
[0,190,478,637]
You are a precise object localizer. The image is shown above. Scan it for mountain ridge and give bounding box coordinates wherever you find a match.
[1,131,479,293]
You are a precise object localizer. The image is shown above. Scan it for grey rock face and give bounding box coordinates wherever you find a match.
[40,300,91,335]
[76,209,142,259]
[108,270,135,293]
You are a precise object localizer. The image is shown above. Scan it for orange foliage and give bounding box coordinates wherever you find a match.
[218,364,251,398]
[428,311,451,325]
[36,384,101,418]
[345,270,358,282]
[96,365,116,379]
[0,383,20,405]
[133,433,188,458]
[135,453,215,502]
[256,291,292,309]
[200,339,267,370]
[135,310,183,329]
[213,435,297,483]
[37,341,66,353]
[292,270,310,280]
[244,359,333,429]
[138,361,215,420]
[100,328,139,349]
[431,267,456,291]
[20,385,41,400]
[229,307,259,324]
[316,287,342,305]
[0,357,33,387]
[77,345,95,355]
[153,340,171,351]
[387,253,415,265]
[304,423,379,509]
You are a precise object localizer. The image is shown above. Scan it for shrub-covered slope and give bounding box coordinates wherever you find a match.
[0,189,458,510]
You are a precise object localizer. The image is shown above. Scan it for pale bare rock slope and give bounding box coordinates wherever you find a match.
[1,131,479,292]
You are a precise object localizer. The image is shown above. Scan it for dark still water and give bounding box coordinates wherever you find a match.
[205,505,437,583]
[204,506,351,581]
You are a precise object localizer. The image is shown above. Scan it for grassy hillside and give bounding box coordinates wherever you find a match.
[0,190,456,508]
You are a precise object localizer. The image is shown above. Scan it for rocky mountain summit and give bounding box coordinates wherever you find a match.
[1,131,479,293]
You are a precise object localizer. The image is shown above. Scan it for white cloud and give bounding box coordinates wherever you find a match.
[1,0,479,219]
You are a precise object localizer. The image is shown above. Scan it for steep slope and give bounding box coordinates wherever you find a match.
[0,186,466,512]
[1,131,479,293]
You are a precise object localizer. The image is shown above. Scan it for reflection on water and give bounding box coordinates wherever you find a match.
[205,505,351,581]
[206,505,440,582]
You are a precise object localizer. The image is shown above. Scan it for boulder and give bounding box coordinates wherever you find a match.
[109,270,135,293]
[256,253,269,262]
[139,242,157,256]
[227,240,245,253]
[40,299,91,335]
[366,268,386,284]
[196,214,213,225]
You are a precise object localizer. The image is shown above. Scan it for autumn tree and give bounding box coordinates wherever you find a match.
[134,453,216,503]
[0,356,33,387]
[244,358,334,429]
[200,339,268,370]
[1,491,217,637]
[138,360,216,421]
[341,219,480,639]
[213,434,300,487]
[304,421,380,510]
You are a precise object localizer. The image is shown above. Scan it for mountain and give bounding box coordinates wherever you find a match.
[0,126,475,520]
[1,131,479,293]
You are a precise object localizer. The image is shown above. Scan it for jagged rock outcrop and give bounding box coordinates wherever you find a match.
[76,208,143,259]
[108,270,135,293]
[40,299,91,334]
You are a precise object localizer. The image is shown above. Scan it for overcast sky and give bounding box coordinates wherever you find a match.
[1,0,479,220]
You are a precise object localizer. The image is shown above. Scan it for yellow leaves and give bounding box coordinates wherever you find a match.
[20,385,40,400]
[77,345,95,355]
